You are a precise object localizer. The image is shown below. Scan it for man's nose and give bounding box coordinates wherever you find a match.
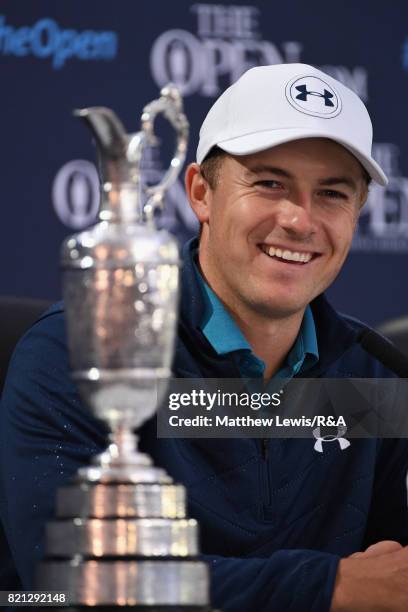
[275,195,317,239]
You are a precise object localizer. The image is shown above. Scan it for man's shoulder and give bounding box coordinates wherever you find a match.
[35,300,65,323]
[322,308,398,378]
[338,311,370,333]
[17,300,65,339]
[5,300,70,396]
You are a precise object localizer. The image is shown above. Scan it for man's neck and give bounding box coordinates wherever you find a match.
[225,304,304,379]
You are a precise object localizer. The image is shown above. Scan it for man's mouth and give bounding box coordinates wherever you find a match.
[258,244,318,265]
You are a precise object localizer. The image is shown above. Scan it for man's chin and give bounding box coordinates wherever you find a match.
[247,295,310,320]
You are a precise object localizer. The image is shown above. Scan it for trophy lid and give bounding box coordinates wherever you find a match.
[74,85,189,225]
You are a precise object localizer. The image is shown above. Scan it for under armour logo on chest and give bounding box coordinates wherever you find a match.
[312,425,351,453]
[295,84,335,107]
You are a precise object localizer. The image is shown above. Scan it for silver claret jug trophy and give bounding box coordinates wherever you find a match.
[36,86,214,611]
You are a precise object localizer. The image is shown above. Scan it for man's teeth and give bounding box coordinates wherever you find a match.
[267,246,312,263]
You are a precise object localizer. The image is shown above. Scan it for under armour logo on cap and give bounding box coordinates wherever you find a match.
[295,84,334,107]
[285,74,342,118]
[312,425,351,453]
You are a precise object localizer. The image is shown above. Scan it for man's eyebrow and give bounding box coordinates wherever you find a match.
[245,165,359,192]
[244,165,293,178]
[318,176,358,192]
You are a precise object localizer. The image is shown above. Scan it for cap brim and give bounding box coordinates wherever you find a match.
[215,128,388,186]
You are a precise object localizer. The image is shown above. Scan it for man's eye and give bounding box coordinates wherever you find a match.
[319,189,347,200]
[254,180,282,189]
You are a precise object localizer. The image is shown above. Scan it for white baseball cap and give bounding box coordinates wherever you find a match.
[196,63,387,186]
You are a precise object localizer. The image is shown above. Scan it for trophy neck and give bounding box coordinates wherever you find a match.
[74,108,145,225]
[99,182,142,224]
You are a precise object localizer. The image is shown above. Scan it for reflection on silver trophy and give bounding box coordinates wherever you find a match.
[36,86,213,609]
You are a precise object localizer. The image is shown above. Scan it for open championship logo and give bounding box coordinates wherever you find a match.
[353,144,408,253]
[150,4,303,97]
[52,151,198,240]
[0,15,117,70]
[52,160,100,229]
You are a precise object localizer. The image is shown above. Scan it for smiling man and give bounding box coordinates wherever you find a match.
[1,64,408,612]
[187,137,369,378]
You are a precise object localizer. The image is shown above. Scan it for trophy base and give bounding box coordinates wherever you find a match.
[37,559,209,607]
[36,435,212,609]
[56,482,186,519]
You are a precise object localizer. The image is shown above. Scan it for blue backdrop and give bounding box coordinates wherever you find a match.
[2,0,408,325]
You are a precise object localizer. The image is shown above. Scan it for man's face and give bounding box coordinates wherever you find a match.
[189,138,368,320]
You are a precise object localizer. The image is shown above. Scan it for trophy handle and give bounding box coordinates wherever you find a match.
[141,84,189,220]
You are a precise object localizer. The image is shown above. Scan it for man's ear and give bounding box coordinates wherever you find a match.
[185,163,211,223]
[358,182,369,210]
[358,178,370,212]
